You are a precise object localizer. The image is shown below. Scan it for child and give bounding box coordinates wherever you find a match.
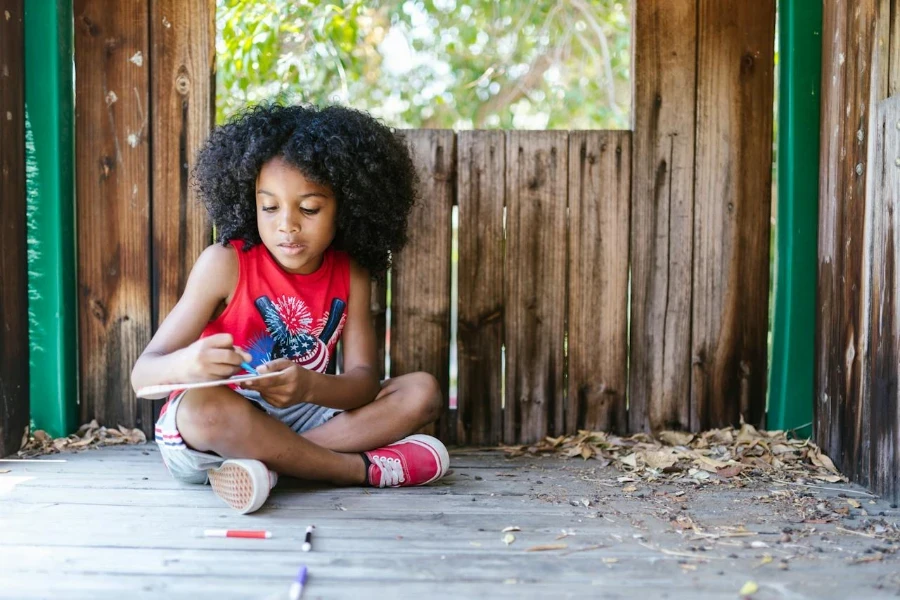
[131,103,449,514]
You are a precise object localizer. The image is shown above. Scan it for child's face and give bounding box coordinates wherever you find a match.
[255,157,337,274]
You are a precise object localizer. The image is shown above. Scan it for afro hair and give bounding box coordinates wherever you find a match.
[192,103,418,278]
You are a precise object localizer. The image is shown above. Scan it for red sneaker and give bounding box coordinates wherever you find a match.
[363,434,450,487]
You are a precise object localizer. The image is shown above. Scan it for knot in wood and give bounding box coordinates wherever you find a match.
[741,52,755,72]
[175,72,190,96]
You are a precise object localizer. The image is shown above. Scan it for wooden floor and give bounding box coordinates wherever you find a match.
[1,444,899,599]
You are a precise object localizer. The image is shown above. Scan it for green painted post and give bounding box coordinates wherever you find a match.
[768,0,821,439]
[24,0,78,437]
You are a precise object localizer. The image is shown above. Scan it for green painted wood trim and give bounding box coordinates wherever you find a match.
[768,0,821,439]
[24,0,78,437]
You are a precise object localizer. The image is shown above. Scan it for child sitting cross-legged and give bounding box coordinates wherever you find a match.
[131,103,449,514]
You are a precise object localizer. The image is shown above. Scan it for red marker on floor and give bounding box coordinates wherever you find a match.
[203,529,272,539]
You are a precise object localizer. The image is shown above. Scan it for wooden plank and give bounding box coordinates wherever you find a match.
[867,96,900,504]
[74,1,152,430]
[0,0,28,457]
[859,0,892,494]
[456,131,504,445]
[149,0,215,433]
[566,131,630,434]
[504,131,568,443]
[390,130,454,441]
[629,0,697,433]
[816,0,849,468]
[371,277,387,380]
[690,0,775,431]
[816,0,880,483]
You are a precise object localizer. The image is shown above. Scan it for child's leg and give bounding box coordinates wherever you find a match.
[301,372,442,453]
[175,386,367,485]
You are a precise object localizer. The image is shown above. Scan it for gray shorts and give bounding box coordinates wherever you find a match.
[154,389,340,484]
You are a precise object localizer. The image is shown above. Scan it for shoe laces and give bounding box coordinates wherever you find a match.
[371,454,405,487]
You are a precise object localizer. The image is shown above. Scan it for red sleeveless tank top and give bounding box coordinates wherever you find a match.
[203,240,350,373]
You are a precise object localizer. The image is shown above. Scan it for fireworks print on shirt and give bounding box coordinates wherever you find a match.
[248,295,346,373]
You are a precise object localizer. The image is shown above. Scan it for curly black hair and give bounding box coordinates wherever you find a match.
[192,103,418,277]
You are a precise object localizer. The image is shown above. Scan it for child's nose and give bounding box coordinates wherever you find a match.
[278,210,300,232]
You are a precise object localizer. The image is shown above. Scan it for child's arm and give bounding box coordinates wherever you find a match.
[242,259,381,410]
[130,245,250,398]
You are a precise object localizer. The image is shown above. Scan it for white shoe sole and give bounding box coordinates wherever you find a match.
[208,459,273,514]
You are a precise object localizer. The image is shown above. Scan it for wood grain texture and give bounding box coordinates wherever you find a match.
[456,131,504,446]
[0,0,28,457]
[149,0,215,432]
[74,1,152,431]
[566,131,631,434]
[504,131,568,444]
[816,0,879,482]
[371,277,387,381]
[390,130,455,442]
[149,0,214,324]
[691,0,775,431]
[867,96,900,503]
[629,0,697,433]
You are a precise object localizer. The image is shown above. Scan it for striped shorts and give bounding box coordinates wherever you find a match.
[154,389,340,484]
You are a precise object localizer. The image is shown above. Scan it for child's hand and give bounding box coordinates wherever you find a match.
[181,333,251,382]
[240,358,310,408]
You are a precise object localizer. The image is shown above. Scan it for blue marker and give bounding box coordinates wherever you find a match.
[241,361,258,376]
[288,565,307,600]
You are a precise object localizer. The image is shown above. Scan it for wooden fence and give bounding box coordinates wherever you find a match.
[0,0,28,458]
[66,0,776,447]
[817,0,900,502]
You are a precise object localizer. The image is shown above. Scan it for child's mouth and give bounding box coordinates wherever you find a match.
[278,243,305,256]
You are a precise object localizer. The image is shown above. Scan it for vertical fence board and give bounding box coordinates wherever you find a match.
[456,131,505,446]
[567,131,630,434]
[816,0,880,483]
[869,96,900,503]
[816,0,847,466]
[149,0,214,433]
[691,0,775,431]
[74,1,151,430]
[391,130,454,442]
[371,278,387,381]
[858,0,892,492]
[504,131,568,444]
[629,0,697,433]
[0,0,28,456]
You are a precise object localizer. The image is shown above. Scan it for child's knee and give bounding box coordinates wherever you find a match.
[176,389,251,449]
[403,372,442,425]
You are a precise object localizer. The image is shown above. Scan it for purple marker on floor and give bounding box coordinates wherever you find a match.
[288,565,307,600]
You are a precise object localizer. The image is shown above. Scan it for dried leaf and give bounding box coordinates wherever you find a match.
[502,533,516,546]
[620,453,638,468]
[658,431,694,446]
[716,464,743,478]
[641,450,679,470]
[739,581,759,595]
[848,499,862,509]
[622,484,637,493]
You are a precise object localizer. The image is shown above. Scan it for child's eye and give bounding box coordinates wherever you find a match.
[261,206,277,213]
[301,208,320,216]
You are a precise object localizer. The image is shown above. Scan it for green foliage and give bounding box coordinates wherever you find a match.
[216,0,631,129]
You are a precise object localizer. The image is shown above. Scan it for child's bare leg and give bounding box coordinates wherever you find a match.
[301,372,442,453]
[175,387,366,485]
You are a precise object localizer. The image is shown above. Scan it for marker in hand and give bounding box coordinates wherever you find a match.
[241,361,258,375]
